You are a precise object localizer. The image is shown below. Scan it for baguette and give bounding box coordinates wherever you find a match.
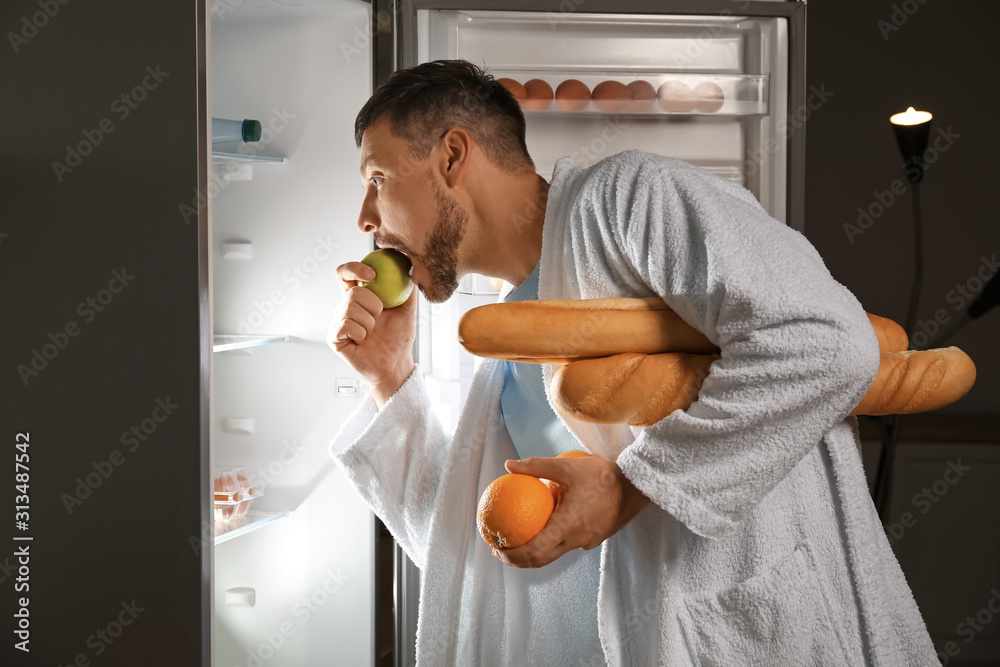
[550,347,977,426]
[458,298,910,362]
[866,312,908,353]
[457,297,718,363]
[551,352,718,427]
[849,347,977,416]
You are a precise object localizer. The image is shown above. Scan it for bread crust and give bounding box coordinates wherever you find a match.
[457,298,976,422]
[458,298,911,363]
[551,352,717,426]
[457,297,717,363]
[849,347,977,416]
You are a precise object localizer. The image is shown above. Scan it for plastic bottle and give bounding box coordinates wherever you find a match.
[212,117,262,143]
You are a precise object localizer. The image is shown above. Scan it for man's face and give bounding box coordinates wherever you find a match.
[357,118,468,303]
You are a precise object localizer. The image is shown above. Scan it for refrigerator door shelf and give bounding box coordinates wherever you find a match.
[495,71,769,117]
[211,152,286,182]
[214,511,287,545]
[211,151,287,165]
[212,334,290,353]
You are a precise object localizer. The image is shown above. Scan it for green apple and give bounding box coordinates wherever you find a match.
[358,249,414,309]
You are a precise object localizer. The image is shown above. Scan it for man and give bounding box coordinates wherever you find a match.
[328,59,938,666]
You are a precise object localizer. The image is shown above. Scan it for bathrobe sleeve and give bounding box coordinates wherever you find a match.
[329,368,448,570]
[591,153,881,540]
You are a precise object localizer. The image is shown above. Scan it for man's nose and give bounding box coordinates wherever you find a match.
[358,199,379,234]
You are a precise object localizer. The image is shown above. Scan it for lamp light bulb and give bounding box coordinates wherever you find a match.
[890,107,933,126]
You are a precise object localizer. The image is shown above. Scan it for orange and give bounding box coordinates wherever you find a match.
[477,473,555,550]
[557,449,592,459]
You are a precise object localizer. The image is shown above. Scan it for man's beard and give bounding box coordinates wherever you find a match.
[415,178,468,304]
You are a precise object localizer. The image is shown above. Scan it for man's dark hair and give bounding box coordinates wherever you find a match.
[355,59,534,173]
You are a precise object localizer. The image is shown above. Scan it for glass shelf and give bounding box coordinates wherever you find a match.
[214,511,287,545]
[213,334,289,353]
[212,151,287,165]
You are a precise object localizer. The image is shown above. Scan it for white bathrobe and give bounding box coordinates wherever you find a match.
[330,150,939,666]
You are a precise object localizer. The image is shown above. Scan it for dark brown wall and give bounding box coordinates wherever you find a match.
[804,0,1000,415]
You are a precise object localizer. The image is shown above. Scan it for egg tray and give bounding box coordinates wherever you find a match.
[213,468,263,523]
[493,71,768,117]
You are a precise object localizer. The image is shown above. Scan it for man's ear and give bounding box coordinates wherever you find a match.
[437,127,472,186]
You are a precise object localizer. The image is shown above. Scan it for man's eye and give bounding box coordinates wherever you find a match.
[370,176,384,190]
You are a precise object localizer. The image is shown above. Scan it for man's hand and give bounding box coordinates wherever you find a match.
[492,455,651,568]
[328,261,417,406]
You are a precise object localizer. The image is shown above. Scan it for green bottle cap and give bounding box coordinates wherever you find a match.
[241,120,262,142]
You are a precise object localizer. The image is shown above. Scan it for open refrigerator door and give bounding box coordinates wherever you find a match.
[208,1,381,665]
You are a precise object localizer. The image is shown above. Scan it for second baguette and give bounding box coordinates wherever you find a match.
[550,352,718,427]
[551,347,976,427]
[849,346,976,416]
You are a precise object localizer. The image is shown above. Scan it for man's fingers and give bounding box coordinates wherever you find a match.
[330,319,367,348]
[497,523,578,569]
[336,261,377,292]
[343,298,378,334]
[505,456,568,483]
[345,284,384,317]
[328,288,383,352]
[492,495,588,568]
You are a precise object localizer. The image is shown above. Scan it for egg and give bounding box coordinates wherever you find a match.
[626,80,657,112]
[497,78,527,101]
[522,79,554,111]
[555,79,591,111]
[657,81,696,113]
[591,80,631,112]
[694,82,725,113]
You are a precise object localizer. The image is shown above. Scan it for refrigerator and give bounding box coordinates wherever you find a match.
[1,0,803,665]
